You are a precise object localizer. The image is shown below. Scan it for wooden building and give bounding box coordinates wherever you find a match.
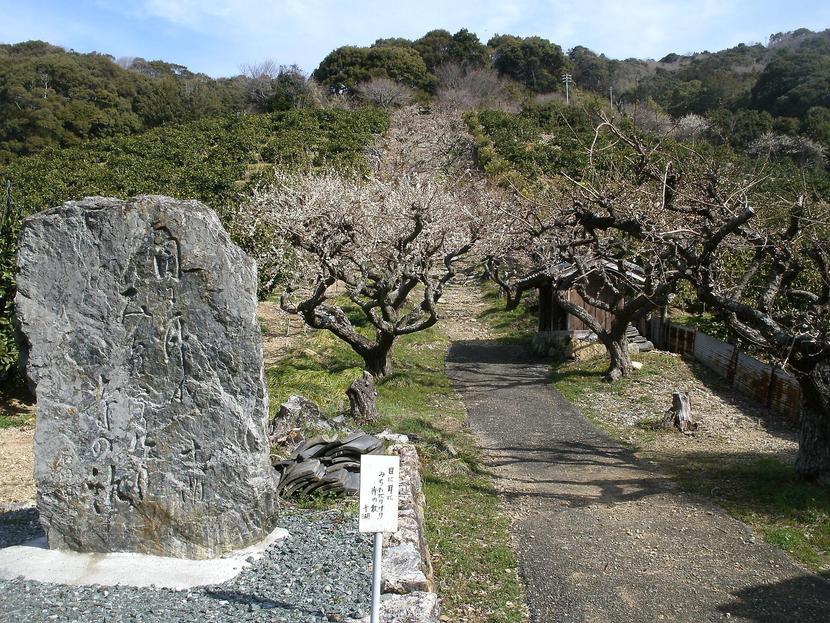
[517,260,645,335]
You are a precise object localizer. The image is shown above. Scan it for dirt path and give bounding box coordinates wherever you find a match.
[0,426,35,507]
[446,339,830,623]
[438,273,494,342]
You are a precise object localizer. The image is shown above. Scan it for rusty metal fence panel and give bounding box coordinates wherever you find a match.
[769,368,801,420]
[642,314,801,420]
[693,332,737,382]
[648,315,664,348]
[664,323,696,356]
[733,353,774,405]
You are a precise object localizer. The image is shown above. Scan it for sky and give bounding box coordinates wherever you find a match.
[1,1,829,77]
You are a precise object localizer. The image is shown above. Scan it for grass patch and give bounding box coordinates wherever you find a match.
[553,352,682,400]
[477,282,537,342]
[0,413,33,429]
[425,474,525,621]
[267,322,526,622]
[673,455,830,577]
[267,329,364,417]
[551,353,830,578]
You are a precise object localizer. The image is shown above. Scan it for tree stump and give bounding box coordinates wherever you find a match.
[662,391,697,432]
[347,371,378,422]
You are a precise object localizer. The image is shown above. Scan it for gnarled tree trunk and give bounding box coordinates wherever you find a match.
[600,332,632,382]
[347,371,379,422]
[795,361,830,485]
[362,349,392,378]
[357,333,395,378]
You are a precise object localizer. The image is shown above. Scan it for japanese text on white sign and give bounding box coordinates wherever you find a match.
[359,455,400,533]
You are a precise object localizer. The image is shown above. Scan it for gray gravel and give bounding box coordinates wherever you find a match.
[0,510,372,623]
[0,507,44,548]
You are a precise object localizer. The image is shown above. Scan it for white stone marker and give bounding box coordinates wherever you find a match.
[360,455,400,623]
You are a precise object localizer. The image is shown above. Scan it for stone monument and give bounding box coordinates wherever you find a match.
[15,196,280,559]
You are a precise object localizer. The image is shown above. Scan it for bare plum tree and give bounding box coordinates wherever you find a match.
[239,170,489,377]
[485,113,830,479]
[434,63,518,111]
[355,78,413,108]
[686,195,830,482]
[240,59,280,110]
[488,116,755,380]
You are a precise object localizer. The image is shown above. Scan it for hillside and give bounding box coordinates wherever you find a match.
[3,27,829,164]
[0,107,388,380]
[0,41,314,162]
[2,24,829,380]
[311,27,830,148]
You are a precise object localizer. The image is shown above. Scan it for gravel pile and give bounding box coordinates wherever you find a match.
[0,510,372,623]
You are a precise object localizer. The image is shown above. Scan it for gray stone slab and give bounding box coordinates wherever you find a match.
[326,456,362,466]
[295,434,340,460]
[326,434,383,459]
[382,542,431,594]
[280,459,325,488]
[351,592,440,623]
[15,196,279,559]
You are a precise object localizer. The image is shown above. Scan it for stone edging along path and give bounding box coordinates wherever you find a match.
[350,442,441,623]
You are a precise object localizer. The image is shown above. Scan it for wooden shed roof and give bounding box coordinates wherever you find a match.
[516,258,646,290]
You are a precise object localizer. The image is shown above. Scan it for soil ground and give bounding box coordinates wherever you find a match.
[569,352,799,459]
[0,425,34,507]
[0,395,35,510]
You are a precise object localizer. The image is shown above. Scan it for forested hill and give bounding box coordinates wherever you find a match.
[626,28,830,131]
[0,41,311,163]
[1,26,829,163]
[310,27,830,148]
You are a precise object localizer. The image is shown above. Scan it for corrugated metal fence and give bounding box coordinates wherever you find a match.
[648,321,801,421]
[694,332,737,382]
[664,323,696,356]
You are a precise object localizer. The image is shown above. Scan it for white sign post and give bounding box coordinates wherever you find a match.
[359,455,400,623]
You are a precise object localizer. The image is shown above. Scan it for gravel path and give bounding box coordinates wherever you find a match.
[447,339,830,623]
[0,510,372,623]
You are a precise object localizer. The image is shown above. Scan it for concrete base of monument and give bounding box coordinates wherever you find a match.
[0,526,290,590]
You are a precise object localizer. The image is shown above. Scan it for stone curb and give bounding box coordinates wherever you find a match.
[350,442,440,623]
[353,591,440,623]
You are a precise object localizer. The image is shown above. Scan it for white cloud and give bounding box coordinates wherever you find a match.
[537,0,742,59]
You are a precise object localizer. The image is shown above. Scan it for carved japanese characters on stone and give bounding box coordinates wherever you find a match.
[15,196,279,559]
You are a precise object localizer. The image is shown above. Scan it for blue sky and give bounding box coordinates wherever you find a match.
[1,1,829,77]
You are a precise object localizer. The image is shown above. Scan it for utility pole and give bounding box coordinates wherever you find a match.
[561,73,573,104]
